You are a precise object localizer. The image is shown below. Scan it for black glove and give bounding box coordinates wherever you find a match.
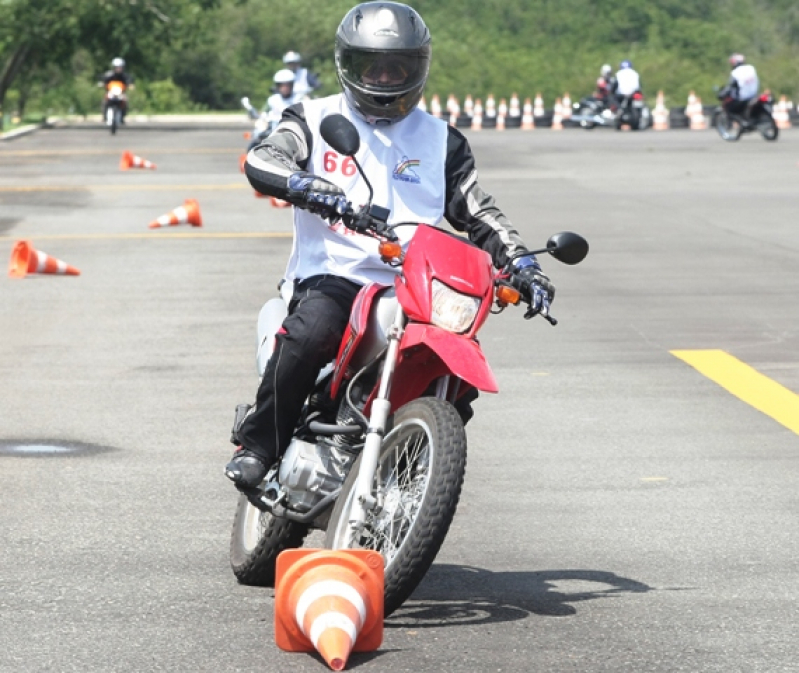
[513,256,555,316]
[286,172,348,221]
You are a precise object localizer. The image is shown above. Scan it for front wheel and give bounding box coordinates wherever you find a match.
[758,114,779,141]
[230,493,310,586]
[324,397,467,616]
[713,109,741,142]
[578,107,595,130]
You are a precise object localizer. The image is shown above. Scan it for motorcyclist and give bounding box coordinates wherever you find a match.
[281,50,320,99]
[595,63,615,111]
[245,69,307,151]
[99,57,134,123]
[226,1,556,491]
[612,60,640,98]
[718,53,759,122]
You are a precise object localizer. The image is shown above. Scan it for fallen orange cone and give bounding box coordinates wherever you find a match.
[239,153,247,173]
[148,199,203,229]
[275,549,383,672]
[120,151,156,170]
[8,240,80,278]
[270,196,291,207]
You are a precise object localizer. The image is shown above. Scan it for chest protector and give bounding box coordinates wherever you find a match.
[286,94,448,287]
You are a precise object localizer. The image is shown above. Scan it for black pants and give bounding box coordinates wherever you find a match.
[237,275,362,463]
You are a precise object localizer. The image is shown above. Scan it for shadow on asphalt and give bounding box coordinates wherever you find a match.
[387,564,653,627]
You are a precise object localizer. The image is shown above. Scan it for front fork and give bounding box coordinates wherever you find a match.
[346,304,406,538]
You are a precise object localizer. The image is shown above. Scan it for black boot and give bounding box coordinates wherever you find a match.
[224,448,273,489]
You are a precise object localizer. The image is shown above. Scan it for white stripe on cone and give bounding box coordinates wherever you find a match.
[295,579,367,628]
[309,612,359,649]
[35,251,47,273]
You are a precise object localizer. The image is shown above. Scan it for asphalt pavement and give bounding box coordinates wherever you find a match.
[1,122,798,673]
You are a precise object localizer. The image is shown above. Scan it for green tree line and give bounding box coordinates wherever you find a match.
[2,0,798,127]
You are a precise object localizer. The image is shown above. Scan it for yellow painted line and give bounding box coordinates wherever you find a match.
[671,349,799,435]
[0,183,247,193]
[0,148,242,157]
[0,232,292,241]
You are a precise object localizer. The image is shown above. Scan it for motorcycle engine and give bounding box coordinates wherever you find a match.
[278,438,355,513]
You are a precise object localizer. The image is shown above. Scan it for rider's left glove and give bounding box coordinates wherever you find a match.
[286,172,348,222]
[513,255,556,316]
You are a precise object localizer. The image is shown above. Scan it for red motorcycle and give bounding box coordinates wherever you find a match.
[229,114,589,616]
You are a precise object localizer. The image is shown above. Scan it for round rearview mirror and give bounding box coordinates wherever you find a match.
[547,232,589,265]
[320,114,360,157]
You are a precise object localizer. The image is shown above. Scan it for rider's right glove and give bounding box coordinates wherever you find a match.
[513,255,556,317]
[286,172,348,222]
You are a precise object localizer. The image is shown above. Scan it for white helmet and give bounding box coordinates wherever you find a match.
[282,51,302,65]
[273,69,295,85]
[601,64,611,77]
[112,57,125,69]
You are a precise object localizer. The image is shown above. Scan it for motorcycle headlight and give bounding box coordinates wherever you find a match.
[430,279,481,334]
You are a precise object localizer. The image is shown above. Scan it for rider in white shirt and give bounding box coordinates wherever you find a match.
[226,1,557,491]
[263,69,305,125]
[613,60,640,96]
[282,50,320,99]
[719,54,759,120]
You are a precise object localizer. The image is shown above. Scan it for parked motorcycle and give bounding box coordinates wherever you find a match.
[615,91,650,130]
[713,90,778,142]
[104,82,127,135]
[229,113,589,616]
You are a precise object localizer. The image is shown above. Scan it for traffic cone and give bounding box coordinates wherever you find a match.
[430,94,442,119]
[551,98,563,130]
[120,151,156,170]
[471,98,483,131]
[485,94,496,119]
[653,90,669,130]
[689,94,706,130]
[148,199,203,229]
[463,94,474,118]
[275,549,383,672]
[496,98,507,131]
[448,99,460,127]
[509,93,521,119]
[561,92,572,120]
[774,95,792,130]
[270,196,291,207]
[8,240,80,278]
[239,153,247,173]
[521,97,535,130]
[533,92,545,118]
[418,95,427,113]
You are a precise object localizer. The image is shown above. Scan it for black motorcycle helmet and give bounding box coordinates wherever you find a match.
[335,2,431,125]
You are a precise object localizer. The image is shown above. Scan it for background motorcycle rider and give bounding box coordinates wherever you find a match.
[611,59,640,101]
[226,1,556,491]
[98,57,134,123]
[246,69,306,150]
[596,63,616,112]
[281,50,320,99]
[718,53,759,122]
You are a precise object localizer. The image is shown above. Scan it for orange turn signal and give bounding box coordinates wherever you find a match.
[378,240,403,260]
[495,284,521,305]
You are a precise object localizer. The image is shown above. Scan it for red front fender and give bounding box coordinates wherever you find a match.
[399,323,498,394]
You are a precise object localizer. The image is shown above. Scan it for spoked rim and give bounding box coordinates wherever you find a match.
[715,111,740,140]
[330,419,434,568]
[241,498,268,553]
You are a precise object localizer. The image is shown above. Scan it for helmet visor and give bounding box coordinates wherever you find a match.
[339,48,430,93]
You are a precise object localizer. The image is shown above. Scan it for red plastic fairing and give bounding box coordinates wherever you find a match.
[330,283,386,399]
[633,92,643,100]
[394,226,495,338]
[397,323,498,394]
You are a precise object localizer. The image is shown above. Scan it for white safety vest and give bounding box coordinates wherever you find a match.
[615,69,641,96]
[731,65,759,101]
[286,94,448,287]
[265,91,305,124]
